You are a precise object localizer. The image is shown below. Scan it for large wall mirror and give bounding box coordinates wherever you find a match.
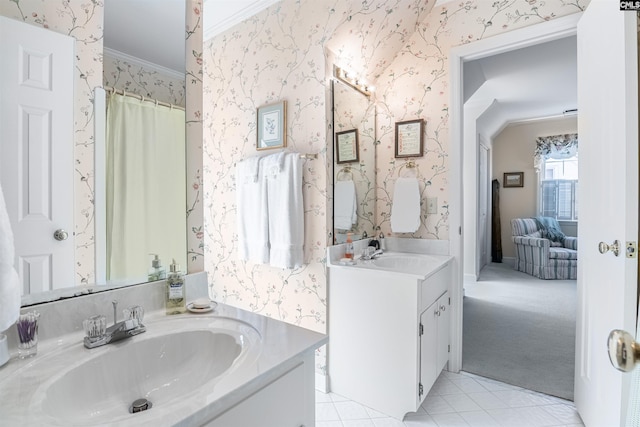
[5,0,189,306]
[332,79,376,244]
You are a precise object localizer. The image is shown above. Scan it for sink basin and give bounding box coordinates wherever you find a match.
[26,316,262,426]
[357,252,450,278]
[372,254,432,270]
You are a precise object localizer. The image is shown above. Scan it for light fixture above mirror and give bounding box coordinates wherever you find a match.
[334,65,372,98]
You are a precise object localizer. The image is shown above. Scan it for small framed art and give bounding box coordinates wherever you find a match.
[503,172,524,188]
[257,101,287,150]
[335,129,359,164]
[395,119,424,158]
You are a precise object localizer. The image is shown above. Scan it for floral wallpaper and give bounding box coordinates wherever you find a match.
[103,54,186,107]
[374,0,589,240]
[186,0,204,274]
[204,0,588,376]
[0,0,103,285]
[332,80,376,243]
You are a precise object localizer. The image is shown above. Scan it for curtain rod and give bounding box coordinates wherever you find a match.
[103,85,186,111]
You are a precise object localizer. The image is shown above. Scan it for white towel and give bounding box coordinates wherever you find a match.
[267,153,304,269]
[0,184,20,332]
[334,180,357,231]
[236,156,269,264]
[390,177,421,233]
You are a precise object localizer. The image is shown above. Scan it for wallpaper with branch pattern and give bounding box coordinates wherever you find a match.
[103,55,186,107]
[204,0,588,376]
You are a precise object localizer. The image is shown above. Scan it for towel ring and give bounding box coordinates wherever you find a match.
[337,166,354,181]
[397,160,418,178]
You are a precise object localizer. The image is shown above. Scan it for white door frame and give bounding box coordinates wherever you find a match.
[448,13,581,373]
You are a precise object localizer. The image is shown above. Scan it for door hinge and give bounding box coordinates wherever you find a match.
[459,226,462,235]
[626,241,637,258]
[448,344,451,353]
[419,383,424,397]
[448,297,451,305]
[419,323,424,336]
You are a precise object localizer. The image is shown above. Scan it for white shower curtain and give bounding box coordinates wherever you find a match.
[105,94,186,283]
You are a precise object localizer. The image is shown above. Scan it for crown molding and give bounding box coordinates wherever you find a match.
[203,0,281,41]
[103,47,185,81]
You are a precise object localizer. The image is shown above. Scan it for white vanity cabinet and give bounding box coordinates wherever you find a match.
[328,255,452,420]
[420,291,450,397]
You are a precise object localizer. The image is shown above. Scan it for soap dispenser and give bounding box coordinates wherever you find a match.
[148,254,166,281]
[165,259,186,315]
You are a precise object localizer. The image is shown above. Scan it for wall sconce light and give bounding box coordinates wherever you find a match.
[334,65,372,97]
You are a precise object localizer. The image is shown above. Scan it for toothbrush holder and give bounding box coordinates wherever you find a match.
[16,310,40,359]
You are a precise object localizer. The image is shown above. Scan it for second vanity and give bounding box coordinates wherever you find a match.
[327,240,453,420]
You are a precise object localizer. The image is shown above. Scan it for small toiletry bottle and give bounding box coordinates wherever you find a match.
[345,233,354,259]
[148,254,166,281]
[379,232,386,251]
[166,259,186,315]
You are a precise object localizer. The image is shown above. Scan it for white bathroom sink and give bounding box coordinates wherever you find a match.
[21,316,262,426]
[358,252,449,278]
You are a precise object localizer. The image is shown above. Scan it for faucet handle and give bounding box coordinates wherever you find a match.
[124,305,145,324]
[83,315,106,340]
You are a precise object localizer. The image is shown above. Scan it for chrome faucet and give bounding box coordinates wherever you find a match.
[83,301,146,349]
[361,247,384,260]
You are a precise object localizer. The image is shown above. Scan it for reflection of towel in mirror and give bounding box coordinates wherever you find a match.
[236,156,269,264]
[0,184,20,332]
[267,153,304,269]
[334,180,357,231]
[390,177,420,233]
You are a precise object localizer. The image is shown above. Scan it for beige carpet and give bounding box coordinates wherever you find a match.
[462,262,576,401]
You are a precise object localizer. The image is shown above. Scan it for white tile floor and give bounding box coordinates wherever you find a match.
[316,371,584,427]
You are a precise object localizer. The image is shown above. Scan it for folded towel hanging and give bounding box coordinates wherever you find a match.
[0,183,21,332]
[334,180,357,231]
[267,153,304,269]
[390,177,420,233]
[236,156,269,264]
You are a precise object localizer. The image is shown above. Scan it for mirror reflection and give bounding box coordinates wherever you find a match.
[1,0,188,305]
[98,0,188,287]
[332,79,376,244]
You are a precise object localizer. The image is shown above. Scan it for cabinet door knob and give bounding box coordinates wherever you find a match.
[440,305,446,312]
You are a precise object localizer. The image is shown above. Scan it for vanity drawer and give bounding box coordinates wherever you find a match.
[419,264,450,310]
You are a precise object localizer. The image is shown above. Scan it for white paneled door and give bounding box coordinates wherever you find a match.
[574,2,638,425]
[0,16,75,294]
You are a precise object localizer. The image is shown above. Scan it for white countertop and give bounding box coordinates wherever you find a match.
[0,302,327,426]
[327,251,453,281]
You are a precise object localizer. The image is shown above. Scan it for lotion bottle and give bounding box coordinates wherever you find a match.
[345,232,354,259]
[166,259,186,315]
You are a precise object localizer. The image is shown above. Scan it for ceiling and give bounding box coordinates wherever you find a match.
[466,36,577,138]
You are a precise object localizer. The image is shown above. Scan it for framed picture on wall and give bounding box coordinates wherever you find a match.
[257,101,287,150]
[503,172,524,188]
[335,129,359,164]
[395,119,424,158]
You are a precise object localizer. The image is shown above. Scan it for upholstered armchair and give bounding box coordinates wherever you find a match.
[511,218,578,280]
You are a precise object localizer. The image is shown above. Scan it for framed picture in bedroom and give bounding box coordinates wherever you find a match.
[257,101,287,150]
[503,172,524,188]
[395,119,424,158]
[335,129,359,164]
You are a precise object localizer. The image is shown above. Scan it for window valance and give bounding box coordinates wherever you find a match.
[534,133,578,172]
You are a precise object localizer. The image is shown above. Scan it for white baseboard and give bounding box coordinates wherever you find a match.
[315,372,329,393]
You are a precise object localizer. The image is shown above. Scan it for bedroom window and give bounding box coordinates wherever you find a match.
[539,155,578,221]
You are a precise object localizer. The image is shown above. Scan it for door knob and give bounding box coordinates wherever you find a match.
[608,329,640,372]
[599,240,620,256]
[53,229,68,241]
